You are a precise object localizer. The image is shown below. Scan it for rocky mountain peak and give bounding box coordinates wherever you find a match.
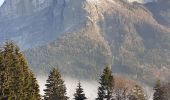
[0,0,170,85]
[0,0,52,17]
[126,0,155,3]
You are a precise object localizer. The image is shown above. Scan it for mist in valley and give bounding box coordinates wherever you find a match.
[37,77,98,100]
[37,76,154,100]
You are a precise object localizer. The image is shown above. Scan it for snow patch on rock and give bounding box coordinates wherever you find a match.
[127,0,155,3]
[87,0,100,4]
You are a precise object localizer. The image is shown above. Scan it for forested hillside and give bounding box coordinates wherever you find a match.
[0,0,169,86]
[24,0,170,86]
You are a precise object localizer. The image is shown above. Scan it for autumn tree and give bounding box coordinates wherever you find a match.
[74,81,87,100]
[44,68,68,100]
[96,66,114,100]
[114,76,135,100]
[128,85,146,100]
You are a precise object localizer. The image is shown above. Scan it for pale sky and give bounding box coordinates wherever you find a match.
[0,0,4,6]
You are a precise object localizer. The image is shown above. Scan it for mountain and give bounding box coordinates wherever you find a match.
[25,0,113,79]
[0,0,170,85]
[127,0,155,3]
[145,0,170,26]
[0,0,68,49]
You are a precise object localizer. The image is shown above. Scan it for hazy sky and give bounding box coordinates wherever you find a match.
[0,0,4,6]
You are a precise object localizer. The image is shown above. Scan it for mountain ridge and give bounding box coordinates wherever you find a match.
[0,0,170,85]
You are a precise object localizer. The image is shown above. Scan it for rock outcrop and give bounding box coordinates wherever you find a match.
[0,0,170,85]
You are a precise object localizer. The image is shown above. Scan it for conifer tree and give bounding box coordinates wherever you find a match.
[74,81,87,100]
[153,79,164,100]
[162,83,170,100]
[0,42,23,99]
[0,48,10,100]
[17,48,41,100]
[44,68,68,100]
[0,41,41,100]
[96,66,114,100]
[26,72,41,100]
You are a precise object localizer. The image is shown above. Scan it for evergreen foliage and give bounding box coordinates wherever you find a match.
[153,79,165,100]
[26,73,41,100]
[161,83,170,100]
[0,41,40,100]
[44,68,68,100]
[96,66,114,100]
[153,80,170,100]
[74,81,87,100]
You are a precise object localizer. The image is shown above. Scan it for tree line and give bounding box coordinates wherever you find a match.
[0,42,170,100]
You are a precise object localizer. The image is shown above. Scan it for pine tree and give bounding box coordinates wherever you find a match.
[153,79,164,100]
[44,68,68,100]
[0,48,10,100]
[17,48,41,100]
[0,41,41,100]
[0,42,23,99]
[23,71,41,100]
[0,42,12,99]
[74,81,87,100]
[96,66,114,100]
[129,85,146,100]
[162,83,170,100]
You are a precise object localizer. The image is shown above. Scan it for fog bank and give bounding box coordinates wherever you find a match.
[37,77,98,100]
[37,76,153,100]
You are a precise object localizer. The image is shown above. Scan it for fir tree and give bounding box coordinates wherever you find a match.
[162,83,170,100]
[0,42,23,99]
[0,48,10,100]
[44,68,68,100]
[0,41,41,100]
[26,72,41,100]
[153,79,164,100]
[96,66,114,100]
[74,81,87,100]
[17,48,41,100]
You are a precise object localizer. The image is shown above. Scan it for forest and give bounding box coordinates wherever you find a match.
[0,42,170,100]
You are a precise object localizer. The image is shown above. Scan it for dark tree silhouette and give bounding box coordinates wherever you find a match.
[74,81,87,100]
[44,68,68,100]
[96,66,114,100]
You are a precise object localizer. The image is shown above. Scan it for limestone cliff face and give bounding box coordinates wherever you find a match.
[24,0,170,84]
[0,0,100,49]
[0,0,170,84]
[126,0,155,3]
[0,0,52,17]
[145,0,170,26]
